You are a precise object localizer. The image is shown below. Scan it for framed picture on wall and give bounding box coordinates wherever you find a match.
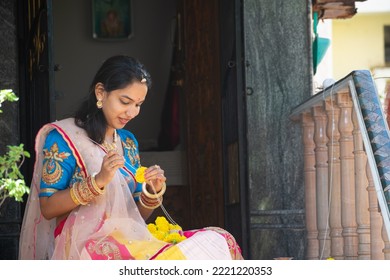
[92,0,133,40]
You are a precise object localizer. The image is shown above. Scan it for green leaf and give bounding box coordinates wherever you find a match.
[0,89,30,206]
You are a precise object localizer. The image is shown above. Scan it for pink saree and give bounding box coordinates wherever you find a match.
[19,118,243,260]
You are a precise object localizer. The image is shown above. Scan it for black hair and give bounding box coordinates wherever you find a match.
[74,55,152,143]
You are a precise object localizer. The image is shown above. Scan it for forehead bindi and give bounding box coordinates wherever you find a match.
[120,94,144,103]
[111,83,147,101]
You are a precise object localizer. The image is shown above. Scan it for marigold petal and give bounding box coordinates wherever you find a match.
[135,166,147,183]
[153,231,167,241]
[147,223,157,233]
[155,216,169,225]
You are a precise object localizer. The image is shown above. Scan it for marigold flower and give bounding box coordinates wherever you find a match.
[147,216,187,244]
[153,231,167,241]
[169,224,183,231]
[147,223,157,233]
[135,166,147,183]
[157,223,170,233]
[155,216,168,225]
[164,232,185,244]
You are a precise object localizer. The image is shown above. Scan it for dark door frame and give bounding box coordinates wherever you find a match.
[15,0,250,260]
[18,0,55,188]
[220,0,249,259]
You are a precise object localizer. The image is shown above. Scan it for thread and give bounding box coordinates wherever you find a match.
[319,80,336,260]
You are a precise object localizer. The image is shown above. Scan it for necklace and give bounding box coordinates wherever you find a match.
[102,129,117,151]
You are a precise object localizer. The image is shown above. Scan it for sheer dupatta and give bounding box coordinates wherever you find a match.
[19,118,238,260]
[19,118,166,259]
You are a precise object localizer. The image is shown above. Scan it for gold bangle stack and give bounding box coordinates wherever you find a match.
[90,174,105,195]
[69,187,81,205]
[139,192,163,209]
[142,182,166,198]
[139,182,166,209]
[69,175,105,206]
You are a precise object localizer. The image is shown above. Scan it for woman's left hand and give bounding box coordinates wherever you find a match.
[144,165,166,192]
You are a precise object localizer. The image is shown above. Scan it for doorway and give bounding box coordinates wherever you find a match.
[17,0,249,259]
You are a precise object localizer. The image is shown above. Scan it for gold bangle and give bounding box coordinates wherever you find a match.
[86,176,100,196]
[139,192,162,209]
[75,178,96,204]
[69,187,81,205]
[142,182,166,199]
[72,182,88,205]
[90,174,105,194]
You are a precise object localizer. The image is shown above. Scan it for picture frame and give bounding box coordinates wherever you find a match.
[92,0,133,40]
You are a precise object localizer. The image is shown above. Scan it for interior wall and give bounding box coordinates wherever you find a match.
[53,0,177,150]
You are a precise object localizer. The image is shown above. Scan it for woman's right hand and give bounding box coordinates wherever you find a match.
[94,150,124,188]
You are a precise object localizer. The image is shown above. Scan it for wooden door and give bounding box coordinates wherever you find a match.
[150,0,228,233]
[181,0,225,229]
[181,0,248,257]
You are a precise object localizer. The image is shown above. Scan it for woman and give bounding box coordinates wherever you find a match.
[19,55,243,260]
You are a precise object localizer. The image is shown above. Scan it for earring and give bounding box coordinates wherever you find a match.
[96,100,103,109]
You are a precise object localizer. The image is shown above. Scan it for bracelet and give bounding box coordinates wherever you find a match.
[69,175,104,206]
[142,182,166,199]
[86,177,101,196]
[69,187,81,206]
[139,192,163,209]
[90,174,105,194]
[70,183,88,205]
[76,180,95,204]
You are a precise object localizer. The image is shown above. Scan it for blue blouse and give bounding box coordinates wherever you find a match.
[39,128,143,201]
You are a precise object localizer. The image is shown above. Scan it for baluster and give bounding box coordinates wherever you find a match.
[382,223,390,259]
[312,105,330,259]
[352,108,370,259]
[325,98,343,259]
[302,112,319,260]
[366,166,385,259]
[337,91,358,259]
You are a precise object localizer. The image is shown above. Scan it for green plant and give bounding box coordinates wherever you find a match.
[0,89,19,113]
[0,89,30,208]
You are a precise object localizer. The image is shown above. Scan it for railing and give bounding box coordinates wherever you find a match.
[290,70,390,260]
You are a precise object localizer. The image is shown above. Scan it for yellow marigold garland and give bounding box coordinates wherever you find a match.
[147,216,187,244]
[137,168,185,244]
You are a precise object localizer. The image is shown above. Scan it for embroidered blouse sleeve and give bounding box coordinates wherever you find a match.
[133,176,143,202]
[39,129,76,197]
[120,130,142,201]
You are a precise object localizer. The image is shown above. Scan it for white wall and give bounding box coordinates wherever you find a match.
[332,12,390,100]
[53,0,177,150]
[332,12,390,80]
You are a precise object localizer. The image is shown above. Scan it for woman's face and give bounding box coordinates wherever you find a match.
[96,81,148,131]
